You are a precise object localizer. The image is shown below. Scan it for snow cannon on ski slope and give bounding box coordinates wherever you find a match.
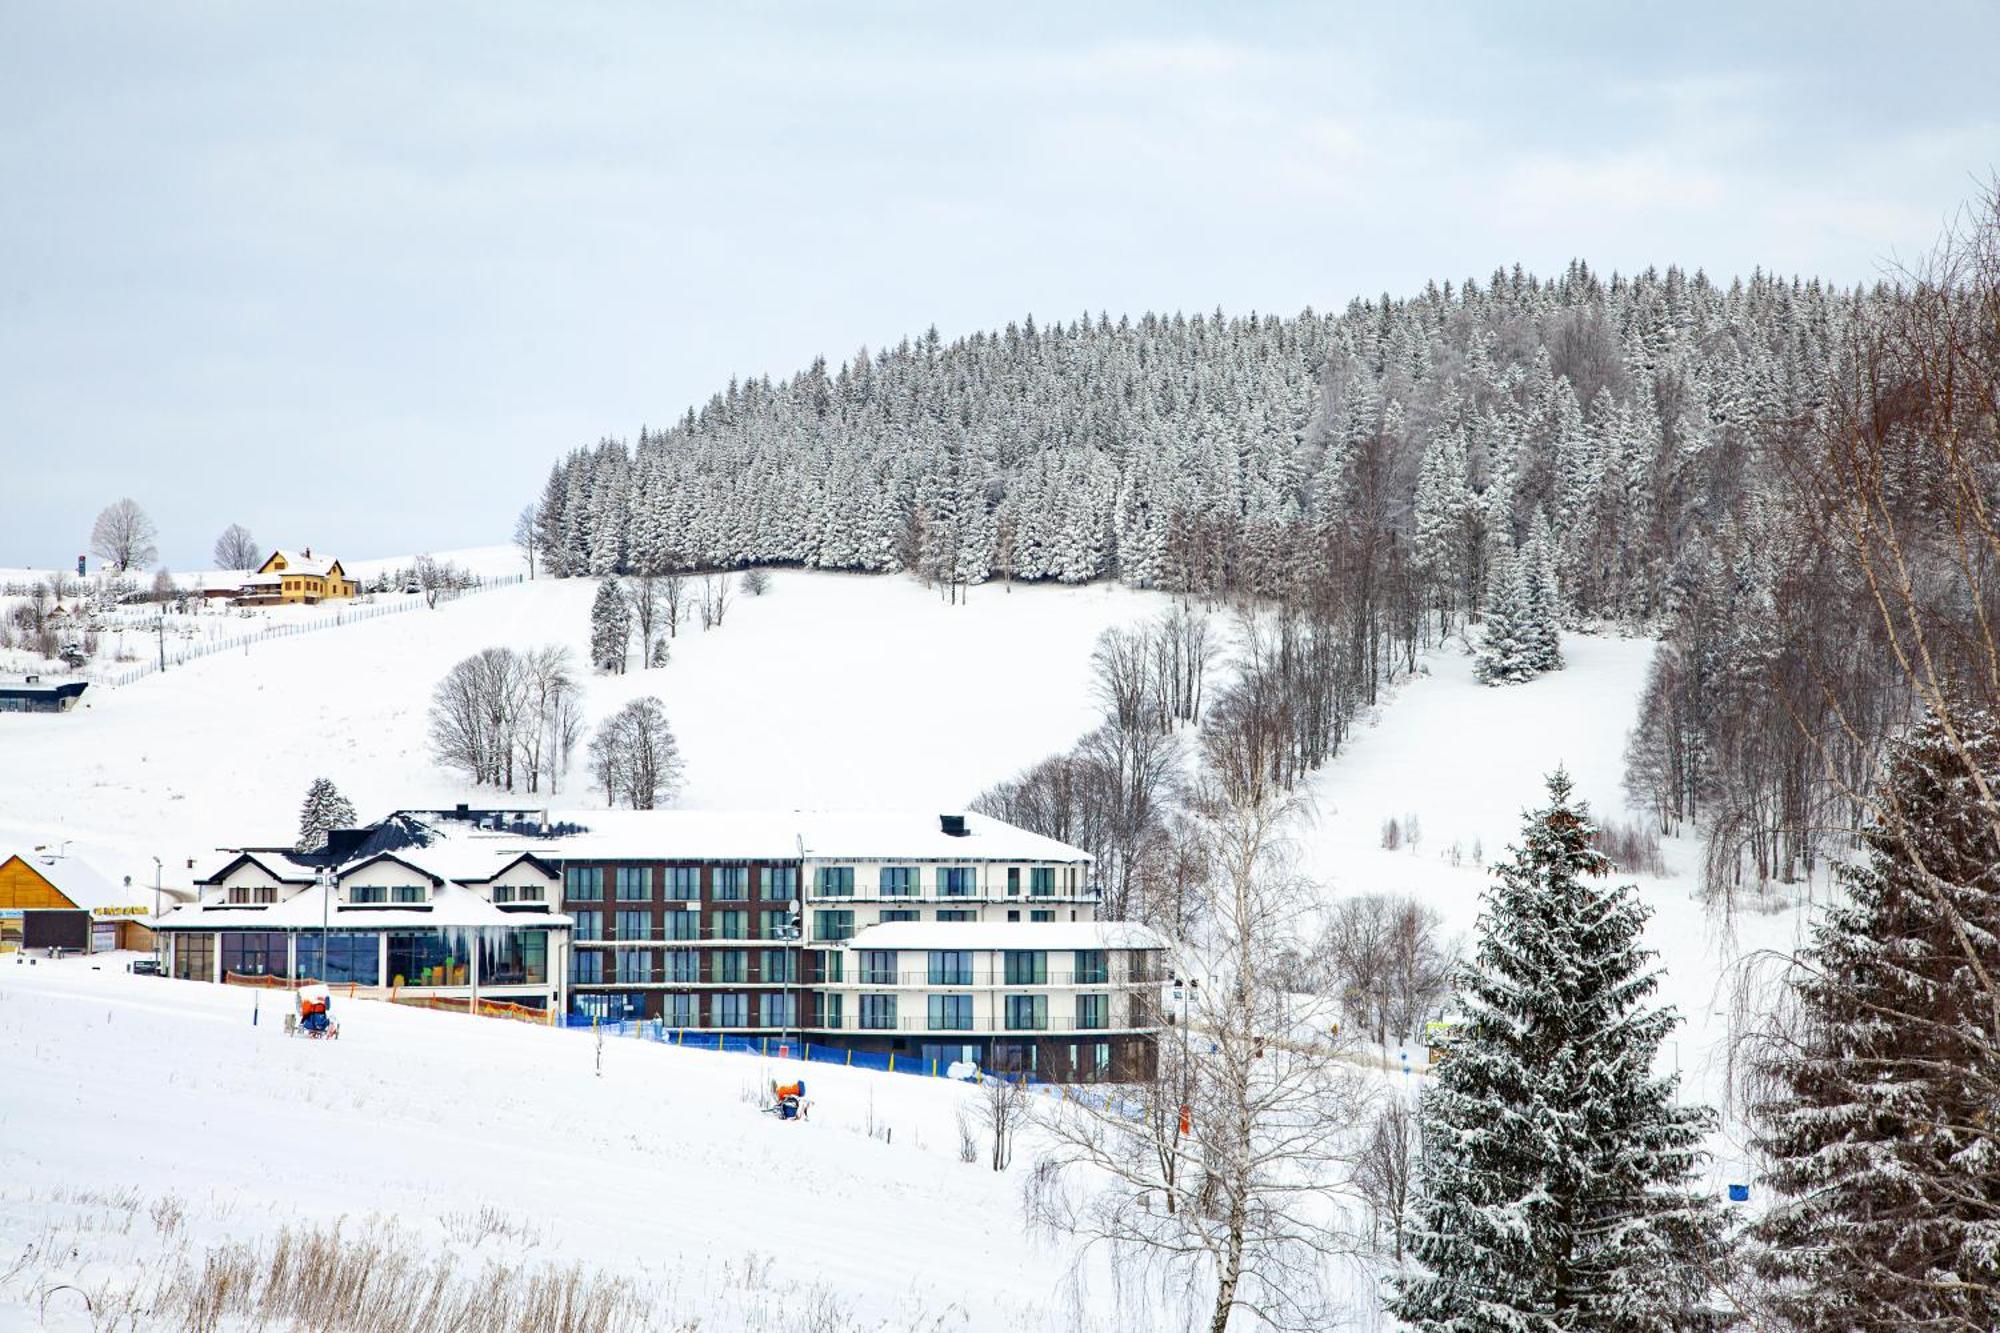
[288,984,340,1040]
[767,1079,809,1122]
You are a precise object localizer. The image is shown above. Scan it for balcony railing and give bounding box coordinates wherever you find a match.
[815,1015,1140,1034]
[832,968,1134,989]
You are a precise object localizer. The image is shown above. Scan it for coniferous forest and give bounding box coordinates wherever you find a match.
[534,194,1997,914]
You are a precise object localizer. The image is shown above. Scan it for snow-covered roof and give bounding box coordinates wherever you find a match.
[154,881,569,932]
[844,921,1165,952]
[1,853,148,913]
[259,550,343,578]
[520,809,1091,864]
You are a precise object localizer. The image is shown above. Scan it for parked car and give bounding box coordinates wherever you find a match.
[130,958,164,976]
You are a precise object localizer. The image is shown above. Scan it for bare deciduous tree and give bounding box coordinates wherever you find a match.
[1354,1097,1418,1263]
[513,503,539,579]
[213,523,259,571]
[91,498,158,572]
[625,574,666,667]
[587,695,685,809]
[1031,784,1368,1333]
[982,1073,1027,1172]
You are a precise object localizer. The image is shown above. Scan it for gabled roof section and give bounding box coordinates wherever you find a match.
[196,850,317,887]
[4,852,150,912]
[256,549,339,578]
[336,851,446,886]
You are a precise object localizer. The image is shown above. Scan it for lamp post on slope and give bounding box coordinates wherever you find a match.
[151,856,163,969]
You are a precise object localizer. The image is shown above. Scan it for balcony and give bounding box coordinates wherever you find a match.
[824,968,1139,989]
[810,1013,1144,1034]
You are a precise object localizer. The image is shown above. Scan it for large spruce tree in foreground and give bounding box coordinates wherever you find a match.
[1750,710,2000,1331]
[1391,770,1729,1331]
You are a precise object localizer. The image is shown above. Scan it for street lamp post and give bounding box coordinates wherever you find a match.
[151,856,163,969]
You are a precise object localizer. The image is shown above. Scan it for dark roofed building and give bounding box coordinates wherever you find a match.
[0,677,88,714]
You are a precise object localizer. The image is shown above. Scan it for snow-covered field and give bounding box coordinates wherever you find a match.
[0,954,1111,1331]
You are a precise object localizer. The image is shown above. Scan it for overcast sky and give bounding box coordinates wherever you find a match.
[3,3,1994,571]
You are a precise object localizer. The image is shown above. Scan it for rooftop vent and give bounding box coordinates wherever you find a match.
[940,814,968,837]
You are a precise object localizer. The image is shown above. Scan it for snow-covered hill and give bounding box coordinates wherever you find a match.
[0,569,1169,884]
[0,568,1815,1327]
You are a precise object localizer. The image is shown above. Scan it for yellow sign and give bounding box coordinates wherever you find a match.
[91,905,151,919]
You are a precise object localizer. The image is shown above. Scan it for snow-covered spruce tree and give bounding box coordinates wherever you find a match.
[1748,709,2000,1332]
[588,576,630,674]
[1475,548,1534,684]
[1520,515,1564,675]
[296,777,357,854]
[1391,770,1730,1331]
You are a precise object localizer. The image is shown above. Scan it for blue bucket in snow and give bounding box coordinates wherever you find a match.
[1726,1184,1749,1203]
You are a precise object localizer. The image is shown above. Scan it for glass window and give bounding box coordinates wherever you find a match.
[815,866,854,897]
[928,994,973,1030]
[170,932,215,982]
[759,993,798,1029]
[663,993,698,1027]
[492,885,516,904]
[820,992,844,1029]
[1030,910,1055,923]
[666,866,700,901]
[936,909,976,922]
[618,950,656,984]
[474,929,546,985]
[760,909,792,939]
[1076,994,1108,1029]
[1031,867,1055,896]
[297,932,379,986]
[663,949,699,983]
[1004,951,1047,985]
[572,910,603,941]
[1007,867,1020,896]
[813,909,854,942]
[348,885,387,904]
[391,885,426,904]
[387,932,462,987]
[760,866,797,901]
[565,866,603,901]
[713,867,748,901]
[858,950,898,985]
[662,910,698,941]
[713,951,747,983]
[929,950,974,985]
[219,931,290,978]
[817,950,844,983]
[879,866,916,897]
[859,994,897,1030]
[615,910,651,941]
[880,909,919,923]
[939,867,977,897]
[1074,950,1108,985]
[572,950,604,984]
[616,867,651,901]
[761,949,797,983]
[712,910,748,940]
[711,993,749,1027]
[1005,995,1048,1030]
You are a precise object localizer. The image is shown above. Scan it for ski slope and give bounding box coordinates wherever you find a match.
[1289,633,1807,1188]
[0,955,1109,1332]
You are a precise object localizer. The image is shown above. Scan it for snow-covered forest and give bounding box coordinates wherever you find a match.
[531,261,1910,902]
